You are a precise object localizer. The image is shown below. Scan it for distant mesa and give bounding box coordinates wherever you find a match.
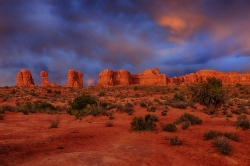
[16,69,35,87]
[66,70,83,88]
[98,68,168,86]
[98,68,250,86]
[40,71,58,87]
[173,70,250,84]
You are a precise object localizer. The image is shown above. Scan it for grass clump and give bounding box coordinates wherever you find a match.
[170,136,183,145]
[213,136,232,155]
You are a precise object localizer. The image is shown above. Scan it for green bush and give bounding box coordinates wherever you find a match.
[189,77,227,114]
[175,113,202,125]
[213,137,232,155]
[69,94,97,111]
[124,103,134,115]
[131,117,146,131]
[161,110,167,116]
[170,136,183,145]
[162,123,177,132]
[0,105,15,113]
[131,114,158,131]
[98,91,106,96]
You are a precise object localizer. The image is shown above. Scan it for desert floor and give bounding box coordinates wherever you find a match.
[0,85,250,166]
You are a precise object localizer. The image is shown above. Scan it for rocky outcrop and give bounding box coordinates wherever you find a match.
[16,69,35,87]
[170,70,250,84]
[66,70,83,87]
[40,71,58,87]
[130,68,167,85]
[98,69,131,86]
[98,68,167,86]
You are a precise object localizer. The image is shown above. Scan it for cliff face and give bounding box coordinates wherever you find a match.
[16,69,35,87]
[98,68,167,86]
[66,70,83,87]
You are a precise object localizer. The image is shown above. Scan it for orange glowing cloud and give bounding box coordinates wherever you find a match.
[157,15,186,33]
[86,78,95,86]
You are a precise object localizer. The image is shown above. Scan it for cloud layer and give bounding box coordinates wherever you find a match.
[0,0,250,86]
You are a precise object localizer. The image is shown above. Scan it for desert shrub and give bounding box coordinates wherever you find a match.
[47,89,52,93]
[204,130,239,142]
[0,114,4,120]
[0,105,15,113]
[161,110,167,116]
[147,106,156,112]
[105,122,114,127]
[175,113,202,125]
[140,102,147,108]
[54,90,61,94]
[131,114,158,131]
[170,136,183,145]
[49,117,60,128]
[181,121,191,130]
[204,130,222,140]
[162,123,177,132]
[231,109,242,115]
[188,77,227,114]
[131,117,146,131]
[98,91,106,96]
[33,100,56,113]
[236,115,250,130]
[134,86,139,90]
[173,91,186,101]
[124,103,134,115]
[213,136,232,155]
[69,94,97,111]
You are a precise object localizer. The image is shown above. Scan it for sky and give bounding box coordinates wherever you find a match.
[1,0,250,86]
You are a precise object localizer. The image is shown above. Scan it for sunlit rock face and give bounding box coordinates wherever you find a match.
[16,69,35,87]
[66,70,83,88]
[170,70,250,84]
[98,68,168,86]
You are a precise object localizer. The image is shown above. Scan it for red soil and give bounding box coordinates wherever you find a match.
[1,106,250,166]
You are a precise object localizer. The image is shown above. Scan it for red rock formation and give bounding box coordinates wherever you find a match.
[98,68,167,86]
[169,70,250,84]
[66,70,83,87]
[98,69,131,86]
[40,71,58,87]
[16,69,35,87]
[130,68,167,85]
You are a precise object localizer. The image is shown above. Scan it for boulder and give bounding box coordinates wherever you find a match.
[16,69,34,87]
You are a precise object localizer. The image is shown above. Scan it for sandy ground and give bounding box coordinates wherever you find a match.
[1,105,250,166]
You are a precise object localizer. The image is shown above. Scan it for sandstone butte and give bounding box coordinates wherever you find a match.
[65,69,83,88]
[98,68,168,86]
[98,68,250,86]
[40,71,58,87]
[16,69,35,87]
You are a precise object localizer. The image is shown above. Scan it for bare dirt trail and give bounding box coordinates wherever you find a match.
[1,107,250,166]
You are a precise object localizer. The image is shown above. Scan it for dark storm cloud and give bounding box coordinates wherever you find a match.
[0,0,250,86]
